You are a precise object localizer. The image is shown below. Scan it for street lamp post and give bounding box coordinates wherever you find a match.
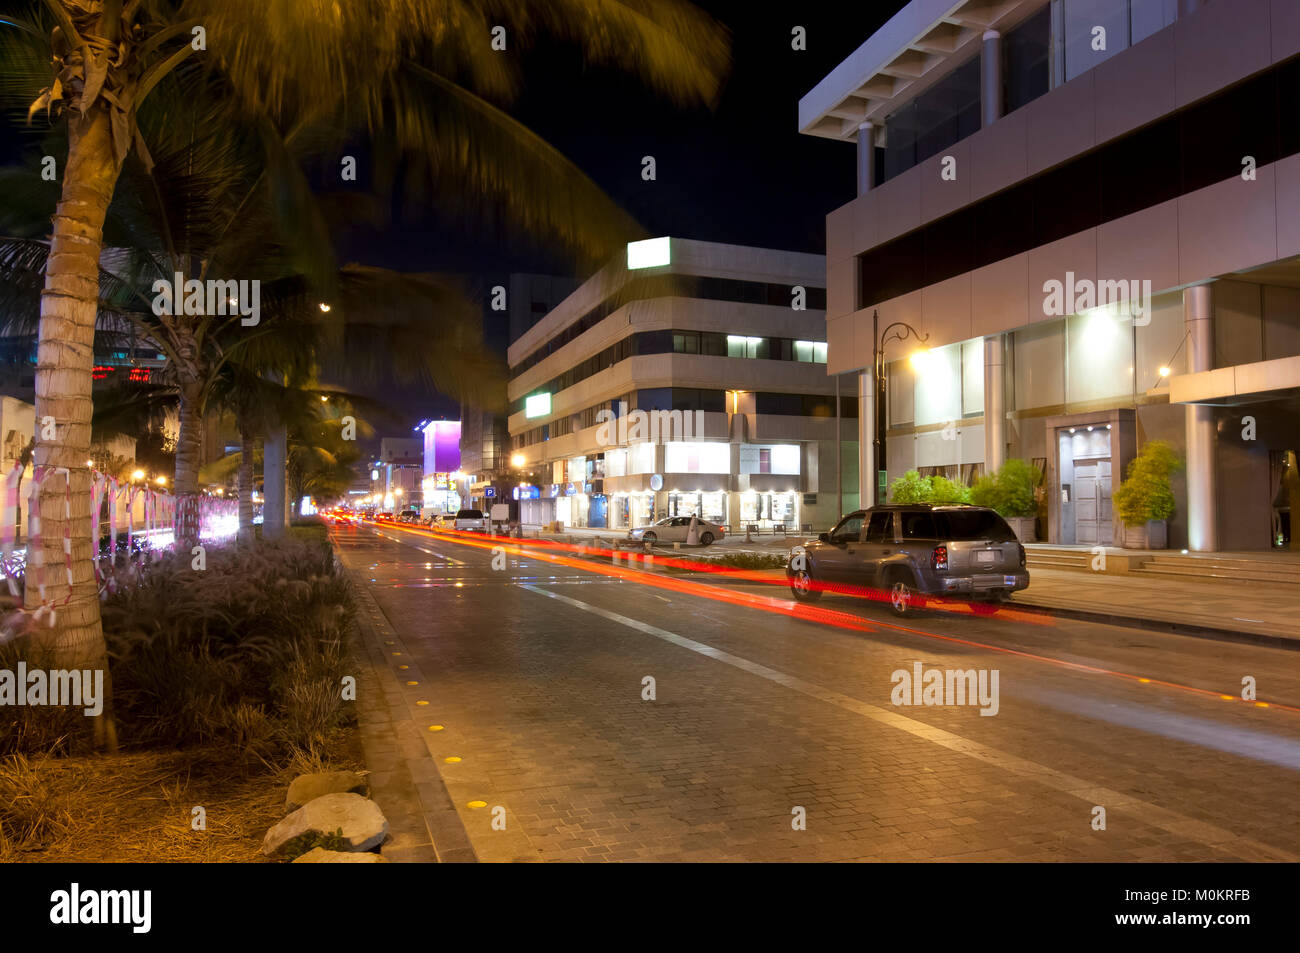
[872,310,928,506]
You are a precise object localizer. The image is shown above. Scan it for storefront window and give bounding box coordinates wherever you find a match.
[770,492,798,527]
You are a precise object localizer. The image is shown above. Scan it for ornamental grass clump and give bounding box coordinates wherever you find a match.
[100,537,355,758]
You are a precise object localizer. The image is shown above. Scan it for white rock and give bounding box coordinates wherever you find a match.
[292,847,388,863]
[263,793,389,856]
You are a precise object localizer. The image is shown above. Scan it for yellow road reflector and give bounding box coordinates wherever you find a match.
[467,800,488,809]
[444,756,461,763]
[1137,678,1151,683]
[416,700,429,706]
[429,725,445,731]
[1219,694,1234,701]
[406,680,418,686]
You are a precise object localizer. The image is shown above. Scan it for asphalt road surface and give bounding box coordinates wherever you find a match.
[334,520,1300,862]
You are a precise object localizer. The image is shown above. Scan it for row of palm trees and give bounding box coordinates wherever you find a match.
[0,0,728,748]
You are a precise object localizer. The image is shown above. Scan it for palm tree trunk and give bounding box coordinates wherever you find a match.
[237,422,255,543]
[173,373,204,551]
[27,92,122,751]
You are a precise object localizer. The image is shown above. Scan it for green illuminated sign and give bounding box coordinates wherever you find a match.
[525,393,552,418]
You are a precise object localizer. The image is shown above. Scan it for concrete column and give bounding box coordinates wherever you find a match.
[1183,283,1217,552]
[263,422,287,539]
[859,370,875,508]
[856,122,875,196]
[981,30,1003,128]
[1049,2,1065,88]
[983,334,1006,475]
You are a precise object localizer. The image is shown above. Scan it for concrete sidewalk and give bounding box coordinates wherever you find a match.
[1007,567,1300,646]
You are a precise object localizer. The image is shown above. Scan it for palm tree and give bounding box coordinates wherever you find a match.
[0,0,727,691]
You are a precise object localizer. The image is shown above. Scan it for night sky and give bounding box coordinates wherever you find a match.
[339,0,905,428]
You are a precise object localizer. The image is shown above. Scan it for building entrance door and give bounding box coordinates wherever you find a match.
[1074,459,1113,545]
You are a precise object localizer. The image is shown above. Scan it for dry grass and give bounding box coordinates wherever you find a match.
[0,727,365,863]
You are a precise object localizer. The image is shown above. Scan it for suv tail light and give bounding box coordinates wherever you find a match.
[931,545,948,571]
[1018,543,1026,568]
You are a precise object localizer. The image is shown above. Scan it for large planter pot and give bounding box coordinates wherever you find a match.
[1005,516,1037,543]
[1120,519,1168,550]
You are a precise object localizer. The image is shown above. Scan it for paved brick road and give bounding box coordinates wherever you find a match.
[336,522,1300,862]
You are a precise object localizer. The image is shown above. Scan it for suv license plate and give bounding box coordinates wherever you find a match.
[976,550,996,565]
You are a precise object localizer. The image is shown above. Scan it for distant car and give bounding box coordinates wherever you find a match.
[627,516,724,546]
[427,513,456,528]
[396,511,420,524]
[786,504,1029,616]
[376,512,394,522]
[453,508,488,532]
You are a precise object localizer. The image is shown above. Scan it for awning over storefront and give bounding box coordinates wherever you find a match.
[1170,355,1300,406]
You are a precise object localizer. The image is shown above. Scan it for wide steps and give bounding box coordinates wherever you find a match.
[1129,563,1300,586]
[1025,551,1093,570]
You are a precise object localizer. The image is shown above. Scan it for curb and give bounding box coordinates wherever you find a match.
[1004,600,1300,651]
[345,566,478,863]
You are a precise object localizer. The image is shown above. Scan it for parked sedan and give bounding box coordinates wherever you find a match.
[627,516,725,546]
[787,504,1028,616]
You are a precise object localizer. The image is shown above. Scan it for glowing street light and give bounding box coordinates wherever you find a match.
[131,469,145,481]
[510,453,526,468]
[156,476,167,486]
[1158,366,1172,377]
[319,302,331,312]
[872,310,929,505]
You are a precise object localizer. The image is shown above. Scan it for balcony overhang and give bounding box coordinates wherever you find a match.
[798,0,1038,142]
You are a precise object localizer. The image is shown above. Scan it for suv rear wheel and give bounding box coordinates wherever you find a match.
[887,570,922,617]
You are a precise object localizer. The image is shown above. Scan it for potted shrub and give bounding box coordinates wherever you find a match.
[971,459,1041,542]
[1111,440,1182,549]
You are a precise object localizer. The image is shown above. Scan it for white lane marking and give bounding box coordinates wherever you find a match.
[374,528,468,566]
[520,583,1297,861]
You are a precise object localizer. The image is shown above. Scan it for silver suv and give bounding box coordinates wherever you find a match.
[787,504,1029,616]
